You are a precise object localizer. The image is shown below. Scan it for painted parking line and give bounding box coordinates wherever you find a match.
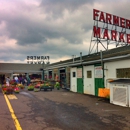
[7,94,18,100]
[3,92,22,130]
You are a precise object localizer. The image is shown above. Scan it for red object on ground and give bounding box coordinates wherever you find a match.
[14,87,20,93]
[6,86,13,94]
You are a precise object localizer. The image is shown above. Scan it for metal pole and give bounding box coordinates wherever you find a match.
[80,52,82,64]
[100,50,105,88]
[100,50,103,70]
[72,55,75,63]
[42,62,44,80]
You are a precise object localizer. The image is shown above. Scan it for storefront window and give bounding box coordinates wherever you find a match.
[72,72,76,77]
[87,71,92,78]
[116,68,130,78]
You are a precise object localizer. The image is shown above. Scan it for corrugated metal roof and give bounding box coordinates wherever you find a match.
[1,45,130,72]
[47,45,130,68]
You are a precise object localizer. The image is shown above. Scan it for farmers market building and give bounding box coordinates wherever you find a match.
[1,45,130,90]
[1,45,130,107]
[0,63,44,84]
[1,9,130,107]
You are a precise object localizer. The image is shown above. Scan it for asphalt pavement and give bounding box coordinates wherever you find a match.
[0,87,130,130]
[0,88,16,130]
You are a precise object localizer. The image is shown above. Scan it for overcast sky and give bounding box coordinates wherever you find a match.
[0,0,130,64]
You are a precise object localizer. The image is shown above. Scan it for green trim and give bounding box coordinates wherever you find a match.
[77,66,83,94]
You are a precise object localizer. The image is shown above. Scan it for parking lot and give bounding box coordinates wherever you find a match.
[0,87,130,130]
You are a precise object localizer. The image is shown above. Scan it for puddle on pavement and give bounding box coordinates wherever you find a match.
[62,93,68,96]
[20,92,34,98]
[7,94,17,100]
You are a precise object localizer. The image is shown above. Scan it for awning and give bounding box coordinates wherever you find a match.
[0,70,43,74]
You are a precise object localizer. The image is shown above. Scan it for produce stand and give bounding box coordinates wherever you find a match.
[47,80,56,89]
[34,85,40,92]
[14,87,20,93]
[40,81,53,91]
[2,84,14,94]
[2,85,7,94]
[40,86,53,91]
[28,79,42,91]
[2,80,25,94]
[17,84,24,89]
[5,86,13,94]
[27,84,34,91]
[54,81,60,90]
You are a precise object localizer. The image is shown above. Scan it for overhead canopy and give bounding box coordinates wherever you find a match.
[0,70,43,74]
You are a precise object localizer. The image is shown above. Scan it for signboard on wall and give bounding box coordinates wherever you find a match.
[77,68,82,78]
[27,56,50,64]
[95,66,103,78]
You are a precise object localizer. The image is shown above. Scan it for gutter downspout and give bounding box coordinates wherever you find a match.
[100,50,105,87]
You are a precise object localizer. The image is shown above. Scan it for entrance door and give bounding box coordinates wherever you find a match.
[77,66,83,94]
[59,69,66,88]
[70,67,77,92]
[49,71,52,79]
[84,65,95,95]
[94,64,104,96]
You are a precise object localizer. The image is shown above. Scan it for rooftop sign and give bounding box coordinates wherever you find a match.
[93,9,130,43]
[89,9,130,54]
[27,56,50,64]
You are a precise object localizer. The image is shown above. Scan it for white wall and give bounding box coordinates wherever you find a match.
[104,59,130,88]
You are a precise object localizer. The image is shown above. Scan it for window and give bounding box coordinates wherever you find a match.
[72,72,76,77]
[87,71,92,78]
[116,68,130,78]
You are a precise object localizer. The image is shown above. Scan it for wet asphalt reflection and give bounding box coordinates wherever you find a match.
[19,90,128,130]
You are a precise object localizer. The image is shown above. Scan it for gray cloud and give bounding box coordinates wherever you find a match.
[0,0,94,47]
[39,0,95,18]
[0,0,130,63]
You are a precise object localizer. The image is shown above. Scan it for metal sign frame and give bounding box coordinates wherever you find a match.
[89,9,130,54]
